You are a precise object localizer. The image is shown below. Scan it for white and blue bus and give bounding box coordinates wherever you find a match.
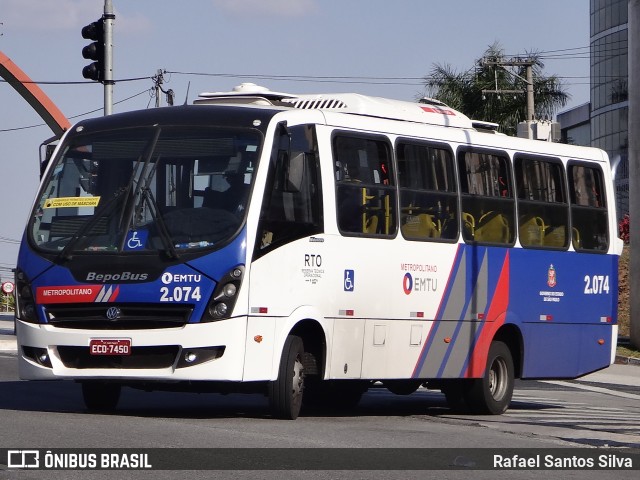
[15,83,621,419]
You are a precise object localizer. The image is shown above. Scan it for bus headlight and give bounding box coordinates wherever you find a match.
[222,283,237,298]
[15,269,38,324]
[209,302,228,318]
[202,265,244,322]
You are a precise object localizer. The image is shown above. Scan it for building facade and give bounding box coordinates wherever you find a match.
[558,102,591,146]
[591,0,629,216]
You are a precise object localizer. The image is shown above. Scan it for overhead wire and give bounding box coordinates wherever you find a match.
[0,41,628,133]
[0,236,20,245]
[0,88,150,133]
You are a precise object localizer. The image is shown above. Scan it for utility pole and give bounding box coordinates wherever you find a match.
[629,0,640,349]
[103,0,115,115]
[481,57,536,139]
[152,70,175,107]
[154,70,164,108]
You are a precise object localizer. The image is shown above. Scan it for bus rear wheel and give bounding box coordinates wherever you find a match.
[464,341,514,415]
[81,382,121,412]
[269,335,305,420]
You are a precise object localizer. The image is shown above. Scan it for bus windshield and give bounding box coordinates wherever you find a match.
[29,125,262,255]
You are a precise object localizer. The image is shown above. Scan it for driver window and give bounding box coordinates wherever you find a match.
[254,124,323,259]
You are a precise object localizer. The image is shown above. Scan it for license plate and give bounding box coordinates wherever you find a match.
[89,339,131,356]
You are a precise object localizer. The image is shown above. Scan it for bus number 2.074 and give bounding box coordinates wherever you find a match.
[584,275,610,295]
[160,286,202,302]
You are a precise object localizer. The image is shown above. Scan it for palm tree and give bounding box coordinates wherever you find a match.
[424,43,569,136]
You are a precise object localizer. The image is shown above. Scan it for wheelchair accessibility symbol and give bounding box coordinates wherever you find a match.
[124,230,148,250]
[344,270,355,292]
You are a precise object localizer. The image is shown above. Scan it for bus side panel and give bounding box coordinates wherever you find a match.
[411,245,510,380]
[510,250,618,326]
[520,323,614,378]
[510,249,618,378]
[360,320,434,379]
[578,323,617,376]
[521,323,581,378]
[325,235,462,379]
[329,318,365,379]
[242,316,276,381]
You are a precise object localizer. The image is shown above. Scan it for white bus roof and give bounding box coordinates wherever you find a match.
[196,83,476,130]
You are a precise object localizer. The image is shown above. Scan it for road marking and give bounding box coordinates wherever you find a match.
[542,380,640,400]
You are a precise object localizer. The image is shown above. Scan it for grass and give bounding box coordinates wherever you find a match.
[617,344,640,359]
[616,245,640,358]
[617,245,630,337]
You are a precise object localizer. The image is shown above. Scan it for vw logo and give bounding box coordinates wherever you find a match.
[105,307,122,321]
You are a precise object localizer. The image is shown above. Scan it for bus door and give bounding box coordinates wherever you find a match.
[244,123,323,379]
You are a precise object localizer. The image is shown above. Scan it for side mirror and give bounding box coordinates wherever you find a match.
[39,138,58,179]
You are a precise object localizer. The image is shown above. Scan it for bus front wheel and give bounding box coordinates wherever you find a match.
[464,341,514,415]
[269,335,305,420]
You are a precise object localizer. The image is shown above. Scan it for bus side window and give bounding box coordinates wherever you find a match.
[254,124,323,259]
[333,134,396,237]
[515,156,569,249]
[458,150,515,245]
[397,141,458,241]
[569,163,608,252]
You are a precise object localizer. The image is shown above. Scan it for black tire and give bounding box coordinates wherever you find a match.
[269,335,305,420]
[81,382,121,412]
[464,341,514,415]
[383,380,422,396]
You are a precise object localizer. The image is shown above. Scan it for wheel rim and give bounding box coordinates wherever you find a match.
[488,356,508,401]
[291,355,304,404]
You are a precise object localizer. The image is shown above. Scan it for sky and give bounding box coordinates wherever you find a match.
[0,0,591,280]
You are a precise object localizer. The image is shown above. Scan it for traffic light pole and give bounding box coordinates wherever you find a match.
[103,0,114,116]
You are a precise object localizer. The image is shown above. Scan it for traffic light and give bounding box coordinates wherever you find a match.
[81,19,104,82]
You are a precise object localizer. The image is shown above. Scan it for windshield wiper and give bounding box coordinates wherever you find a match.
[122,155,180,260]
[56,186,129,262]
[56,128,162,262]
[117,127,161,233]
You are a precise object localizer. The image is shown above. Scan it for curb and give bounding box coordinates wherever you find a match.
[0,339,17,352]
[615,355,640,366]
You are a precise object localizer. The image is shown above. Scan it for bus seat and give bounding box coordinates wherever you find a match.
[401,214,440,239]
[462,212,475,238]
[544,225,567,247]
[365,215,378,234]
[519,216,545,246]
[475,211,509,243]
[572,227,582,249]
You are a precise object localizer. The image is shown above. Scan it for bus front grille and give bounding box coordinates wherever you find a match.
[57,345,180,369]
[44,304,193,330]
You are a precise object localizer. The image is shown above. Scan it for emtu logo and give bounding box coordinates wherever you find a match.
[403,272,413,295]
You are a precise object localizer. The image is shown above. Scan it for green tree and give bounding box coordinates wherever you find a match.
[0,291,14,312]
[424,43,569,136]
